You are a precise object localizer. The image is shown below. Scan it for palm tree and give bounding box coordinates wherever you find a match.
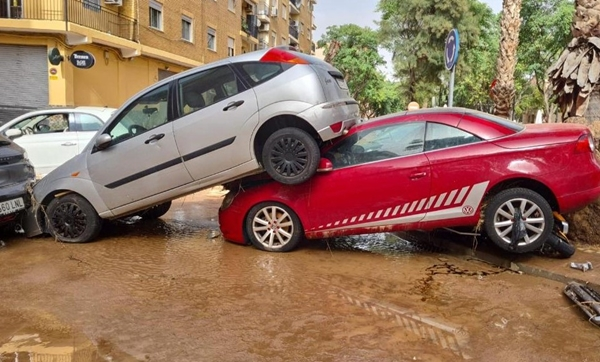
[491,0,523,118]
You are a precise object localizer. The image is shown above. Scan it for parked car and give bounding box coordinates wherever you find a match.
[0,134,35,228]
[0,107,116,178]
[23,47,360,243]
[218,107,600,254]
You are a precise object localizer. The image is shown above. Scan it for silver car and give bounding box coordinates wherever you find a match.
[26,47,360,243]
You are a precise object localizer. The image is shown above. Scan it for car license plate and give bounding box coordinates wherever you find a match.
[0,197,25,216]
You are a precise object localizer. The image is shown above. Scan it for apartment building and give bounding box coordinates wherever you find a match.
[0,0,317,122]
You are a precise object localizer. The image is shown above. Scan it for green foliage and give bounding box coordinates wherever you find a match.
[318,24,404,117]
[378,0,484,104]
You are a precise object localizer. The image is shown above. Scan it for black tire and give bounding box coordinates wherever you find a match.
[262,127,320,185]
[484,188,553,253]
[139,201,172,220]
[544,233,576,259]
[245,202,303,252]
[46,194,102,243]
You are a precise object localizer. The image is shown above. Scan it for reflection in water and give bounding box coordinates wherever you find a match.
[329,286,472,360]
[323,233,445,255]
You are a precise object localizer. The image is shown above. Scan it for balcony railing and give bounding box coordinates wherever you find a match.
[289,24,299,41]
[243,14,258,38]
[0,0,138,42]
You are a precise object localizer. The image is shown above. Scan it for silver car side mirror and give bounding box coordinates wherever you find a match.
[95,134,112,151]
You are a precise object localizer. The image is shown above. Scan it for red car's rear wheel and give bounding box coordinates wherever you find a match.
[484,188,553,253]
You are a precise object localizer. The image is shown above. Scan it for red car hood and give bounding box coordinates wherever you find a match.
[494,123,589,149]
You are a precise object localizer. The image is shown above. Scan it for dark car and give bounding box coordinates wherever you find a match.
[0,134,35,228]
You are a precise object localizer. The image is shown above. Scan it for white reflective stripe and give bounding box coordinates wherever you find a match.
[392,205,401,216]
[342,219,348,224]
[454,186,470,204]
[425,196,436,210]
[384,208,392,217]
[351,216,357,222]
[445,190,458,206]
[375,210,383,218]
[408,201,418,213]
[435,193,447,208]
[359,214,365,221]
[401,204,409,214]
[367,212,374,220]
[416,198,427,211]
[423,181,489,222]
[322,213,425,232]
[334,221,340,226]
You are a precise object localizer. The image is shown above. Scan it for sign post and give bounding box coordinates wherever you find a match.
[444,29,460,107]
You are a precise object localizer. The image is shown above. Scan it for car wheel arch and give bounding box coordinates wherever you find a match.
[482,177,559,212]
[253,114,320,164]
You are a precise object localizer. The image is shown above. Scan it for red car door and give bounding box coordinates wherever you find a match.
[421,121,497,229]
[305,121,432,238]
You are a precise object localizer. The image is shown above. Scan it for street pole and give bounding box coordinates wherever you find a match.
[449,65,455,107]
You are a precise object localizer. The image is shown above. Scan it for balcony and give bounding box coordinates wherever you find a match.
[289,0,301,15]
[242,14,259,40]
[288,23,299,44]
[0,0,138,42]
[257,1,270,23]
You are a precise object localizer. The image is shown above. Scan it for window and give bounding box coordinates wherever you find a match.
[228,0,236,11]
[281,4,287,19]
[177,66,244,117]
[83,0,101,11]
[74,114,104,132]
[424,123,481,151]
[227,37,235,57]
[270,31,276,46]
[107,85,169,145]
[207,27,216,51]
[234,62,289,87]
[149,1,163,30]
[10,113,70,134]
[325,123,426,168]
[182,15,193,42]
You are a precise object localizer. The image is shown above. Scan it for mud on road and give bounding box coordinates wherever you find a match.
[0,190,599,362]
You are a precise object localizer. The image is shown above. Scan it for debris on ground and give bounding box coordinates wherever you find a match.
[563,282,600,326]
[570,262,594,272]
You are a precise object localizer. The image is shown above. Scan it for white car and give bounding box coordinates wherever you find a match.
[0,107,116,177]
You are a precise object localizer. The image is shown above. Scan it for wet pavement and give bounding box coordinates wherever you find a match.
[0,188,599,362]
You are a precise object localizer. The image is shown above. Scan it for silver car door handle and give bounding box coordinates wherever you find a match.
[145,133,165,144]
[223,100,245,111]
[61,142,77,146]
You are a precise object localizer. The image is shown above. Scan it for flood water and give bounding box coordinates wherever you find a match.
[0,190,598,362]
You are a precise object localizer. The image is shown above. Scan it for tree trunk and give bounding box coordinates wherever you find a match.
[491,0,523,118]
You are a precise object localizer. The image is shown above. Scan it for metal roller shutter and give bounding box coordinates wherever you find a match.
[0,44,49,124]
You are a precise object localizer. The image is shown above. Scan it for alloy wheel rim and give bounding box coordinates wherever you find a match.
[51,202,87,239]
[252,206,294,249]
[493,198,545,246]
[269,137,308,177]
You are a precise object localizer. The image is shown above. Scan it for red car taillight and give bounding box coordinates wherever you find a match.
[260,48,309,65]
[575,133,596,153]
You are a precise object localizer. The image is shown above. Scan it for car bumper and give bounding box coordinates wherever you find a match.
[0,180,33,224]
[559,184,600,214]
[218,203,247,245]
[300,100,361,141]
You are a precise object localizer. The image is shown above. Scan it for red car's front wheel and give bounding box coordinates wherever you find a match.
[245,202,303,252]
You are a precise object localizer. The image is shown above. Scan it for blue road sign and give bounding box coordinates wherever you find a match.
[445,29,460,70]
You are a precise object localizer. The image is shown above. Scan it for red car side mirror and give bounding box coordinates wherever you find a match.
[317,158,333,173]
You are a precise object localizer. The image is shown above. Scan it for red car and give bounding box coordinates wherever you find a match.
[218,108,600,253]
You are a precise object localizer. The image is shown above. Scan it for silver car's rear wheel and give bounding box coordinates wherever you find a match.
[245,202,303,252]
[484,188,553,253]
[262,127,320,185]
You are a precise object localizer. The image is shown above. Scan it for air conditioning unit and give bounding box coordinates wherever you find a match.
[271,6,278,16]
[259,22,270,32]
[105,0,123,5]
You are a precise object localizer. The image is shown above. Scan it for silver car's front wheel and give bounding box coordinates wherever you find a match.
[484,188,553,253]
[245,202,303,252]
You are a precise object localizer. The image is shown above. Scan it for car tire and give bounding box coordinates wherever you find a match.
[262,127,320,185]
[138,201,172,220]
[46,194,103,243]
[543,233,576,259]
[484,188,553,253]
[245,202,303,252]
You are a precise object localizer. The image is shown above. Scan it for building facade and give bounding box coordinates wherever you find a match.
[0,0,316,122]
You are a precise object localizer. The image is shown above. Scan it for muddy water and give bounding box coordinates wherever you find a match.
[0,191,599,362]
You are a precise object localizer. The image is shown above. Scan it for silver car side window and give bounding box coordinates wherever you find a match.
[178,66,243,117]
[108,84,169,144]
